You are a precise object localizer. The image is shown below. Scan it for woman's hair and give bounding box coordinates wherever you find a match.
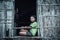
[30,15,37,21]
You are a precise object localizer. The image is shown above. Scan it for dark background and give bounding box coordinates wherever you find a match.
[15,0,36,27]
[15,0,36,35]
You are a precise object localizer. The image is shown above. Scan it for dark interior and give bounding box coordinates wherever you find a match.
[15,0,36,35]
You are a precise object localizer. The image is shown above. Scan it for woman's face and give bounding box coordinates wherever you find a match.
[30,16,35,22]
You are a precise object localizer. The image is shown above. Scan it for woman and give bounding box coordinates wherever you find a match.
[19,15,37,36]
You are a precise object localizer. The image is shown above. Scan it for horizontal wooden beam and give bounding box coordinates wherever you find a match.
[0,36,60,39]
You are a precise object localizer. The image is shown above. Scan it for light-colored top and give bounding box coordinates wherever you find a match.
[30,22,37,36]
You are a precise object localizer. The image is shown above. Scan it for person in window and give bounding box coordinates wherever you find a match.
[19,15,37,36]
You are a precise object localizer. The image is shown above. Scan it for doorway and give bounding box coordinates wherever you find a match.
[15,0,36,36]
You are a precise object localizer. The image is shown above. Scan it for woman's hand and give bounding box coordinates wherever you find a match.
[20,29,28,32]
